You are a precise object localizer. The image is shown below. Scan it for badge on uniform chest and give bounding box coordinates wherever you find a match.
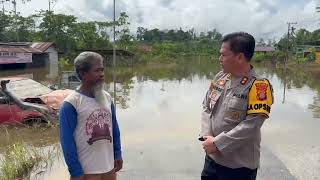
[208,74,230,111]
[230,111,240,121]
[240,76,248,85]
[210,91,217,99]
[217,79,226,86]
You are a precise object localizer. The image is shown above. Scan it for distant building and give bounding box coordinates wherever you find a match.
[303,47,320,64]
[0,42,59,68]
[137,44,152,53]
[302,40,320,64]
[254,46,276,54]
[316,52,320,64]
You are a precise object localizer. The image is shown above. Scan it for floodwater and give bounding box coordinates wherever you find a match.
[1,59,320,180]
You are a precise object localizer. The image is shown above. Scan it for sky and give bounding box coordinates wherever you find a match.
[3,0,320,40]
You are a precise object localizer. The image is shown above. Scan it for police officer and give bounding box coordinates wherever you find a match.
[200,32,273,180]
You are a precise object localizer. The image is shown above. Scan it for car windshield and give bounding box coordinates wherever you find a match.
[6,79,53,99]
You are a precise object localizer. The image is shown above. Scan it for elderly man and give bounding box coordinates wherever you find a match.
[60,52,122,180]
[200,32,273,180]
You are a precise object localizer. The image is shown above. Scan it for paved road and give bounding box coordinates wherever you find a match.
[117,145,297,180]
[258,147,297,180]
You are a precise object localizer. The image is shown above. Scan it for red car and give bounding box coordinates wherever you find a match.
[0,77,72,125]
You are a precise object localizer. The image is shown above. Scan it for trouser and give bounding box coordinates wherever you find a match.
[71,169,116,180]
[201,155,257,180]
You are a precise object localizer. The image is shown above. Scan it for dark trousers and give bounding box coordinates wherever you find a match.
[201,156,257,180]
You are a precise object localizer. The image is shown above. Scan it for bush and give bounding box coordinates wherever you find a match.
[252,53,266,62]
[58,57,70,69]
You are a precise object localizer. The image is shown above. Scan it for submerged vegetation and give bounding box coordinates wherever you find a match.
[0,125,60,180]
[0,142,60,180]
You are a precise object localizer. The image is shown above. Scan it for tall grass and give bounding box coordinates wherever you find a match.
[0,141,60,180]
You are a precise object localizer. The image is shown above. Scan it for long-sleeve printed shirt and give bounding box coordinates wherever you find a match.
[60,91,122,177]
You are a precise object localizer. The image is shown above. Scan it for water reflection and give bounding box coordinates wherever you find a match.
[0,125,59,152]
[266,64,320,120]
[104,58,220,109]
[1,60,320,179]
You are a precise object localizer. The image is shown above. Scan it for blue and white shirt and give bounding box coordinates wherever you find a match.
[59,91,122,177]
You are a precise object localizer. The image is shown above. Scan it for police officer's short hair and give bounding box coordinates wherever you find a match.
[74,51,103,80]
[222,32,255,61]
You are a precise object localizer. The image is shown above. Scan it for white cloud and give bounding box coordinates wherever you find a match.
[3,0,319,39]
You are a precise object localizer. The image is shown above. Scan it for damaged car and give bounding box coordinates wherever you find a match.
[0,77,73,124]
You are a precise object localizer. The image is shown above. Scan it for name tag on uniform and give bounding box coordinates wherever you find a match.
[232,93,247,99]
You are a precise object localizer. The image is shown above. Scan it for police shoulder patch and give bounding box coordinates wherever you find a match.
[247,79,273,118]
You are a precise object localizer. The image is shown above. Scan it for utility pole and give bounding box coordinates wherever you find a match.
[286,22,297,64]
[112,0,117,107]
[317,0,320,26]
[48,0,56,12]
[48,0,55,37]
[0,0,7,14]
[283,22,297,104]
[11,0,19,41]
[12,0,15,14]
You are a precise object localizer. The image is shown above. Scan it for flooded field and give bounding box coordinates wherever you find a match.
[1,59,320,180]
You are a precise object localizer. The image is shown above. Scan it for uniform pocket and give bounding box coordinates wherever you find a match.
[225,97,247,122]
[228,97,247,110]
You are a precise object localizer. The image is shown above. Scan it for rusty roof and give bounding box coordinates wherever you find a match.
[255,46,275,52]
[0,46,43,53]
[0,42,55,53]
[31,42,54,52]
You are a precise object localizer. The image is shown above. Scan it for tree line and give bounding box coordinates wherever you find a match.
[0,9,224,60]
[1,5,319,63]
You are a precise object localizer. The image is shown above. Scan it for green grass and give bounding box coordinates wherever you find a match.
[0,142,60,180]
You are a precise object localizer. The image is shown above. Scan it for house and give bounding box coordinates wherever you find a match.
[0,42,59,68]
[302,41,320,64]
[137,44,152,53]
[305,48,320,64]
[254,46,276,54]
[31,42,59,67]
[316,51,320,64]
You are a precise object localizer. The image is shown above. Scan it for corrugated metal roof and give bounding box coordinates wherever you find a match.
[255,46,275,52]
[0,42,55,53]
[0,46,43,53]
[31,42,54,52]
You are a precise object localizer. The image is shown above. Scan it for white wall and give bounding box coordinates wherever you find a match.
[45,46,59,79]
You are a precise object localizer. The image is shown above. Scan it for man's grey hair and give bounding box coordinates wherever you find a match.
[74,51,104,80]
